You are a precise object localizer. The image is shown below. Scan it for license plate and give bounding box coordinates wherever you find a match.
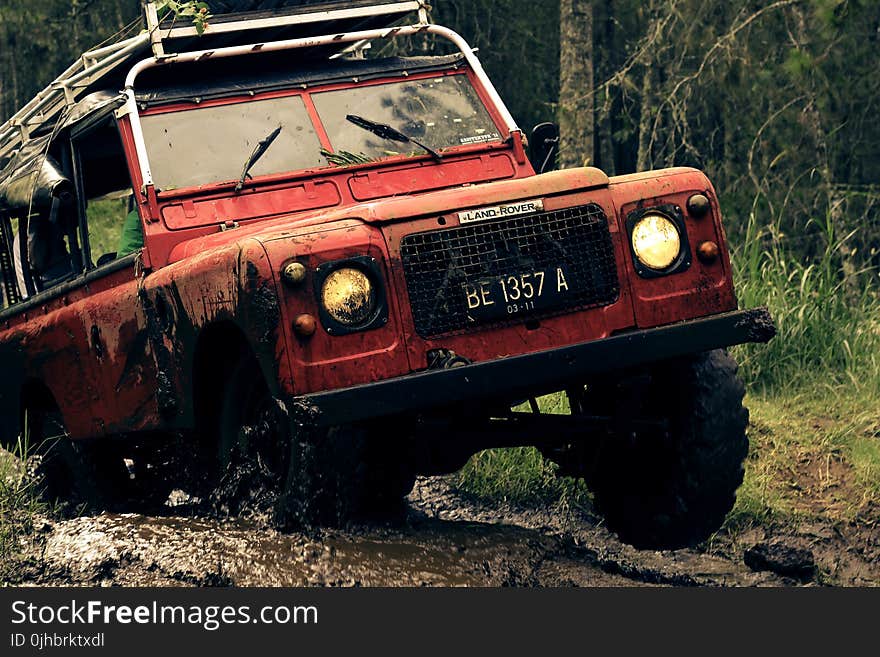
[463,266,574,322]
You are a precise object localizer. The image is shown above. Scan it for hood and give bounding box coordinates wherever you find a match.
[349,167,610,225]
[165,167,609,261]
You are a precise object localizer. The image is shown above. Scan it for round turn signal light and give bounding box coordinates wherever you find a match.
[687,194,711,218]
[697,241,720,264]
[282,262,307,286]
[294,314,317,337]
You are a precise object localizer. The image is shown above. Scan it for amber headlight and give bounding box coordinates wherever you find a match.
[321,267,377,326]
[631,214,682,271]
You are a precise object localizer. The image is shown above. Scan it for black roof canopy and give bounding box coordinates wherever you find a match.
[134,54,467,108]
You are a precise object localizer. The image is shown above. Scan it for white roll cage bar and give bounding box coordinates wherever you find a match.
[122,22,521,191]
[0,1,521,196]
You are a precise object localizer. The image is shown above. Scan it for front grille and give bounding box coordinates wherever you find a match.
[399,204,619,337]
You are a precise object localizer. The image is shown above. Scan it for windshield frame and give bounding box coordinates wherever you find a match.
[136,68,508,200]
[120,23,523,202]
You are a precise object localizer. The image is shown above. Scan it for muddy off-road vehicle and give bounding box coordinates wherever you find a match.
[0,1,774,549]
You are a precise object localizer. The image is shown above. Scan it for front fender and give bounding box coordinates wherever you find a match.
[135,236,286,429]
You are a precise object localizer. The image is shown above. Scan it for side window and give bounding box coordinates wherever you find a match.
[87,195,135,267]
[0,214,16,309]
[0,139,81,301]
[15,171,80,297]
[72,117,140,268]
[0,215,29,307]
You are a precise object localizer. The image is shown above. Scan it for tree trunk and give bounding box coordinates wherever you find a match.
[598,88,616,175]
[596,0,616,175]
[636,65,654,172]
[558,0,594,169]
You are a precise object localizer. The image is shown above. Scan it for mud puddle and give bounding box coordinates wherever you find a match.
[9,478,854,587]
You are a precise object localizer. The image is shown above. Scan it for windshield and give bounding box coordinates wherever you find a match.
[139,73,502,192]
[312,75,501,161]
[141,95,325,191]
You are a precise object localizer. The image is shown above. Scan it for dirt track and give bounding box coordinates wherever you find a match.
[15,476,868,587]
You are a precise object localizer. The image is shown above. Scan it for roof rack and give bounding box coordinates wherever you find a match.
[0,1,427,162]
[150,1,427,52]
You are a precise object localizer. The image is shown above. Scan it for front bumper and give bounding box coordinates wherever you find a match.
[299,307,775,427]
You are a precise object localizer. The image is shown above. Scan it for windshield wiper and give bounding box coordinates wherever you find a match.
[235,125,283,192]
[345,115,443,162]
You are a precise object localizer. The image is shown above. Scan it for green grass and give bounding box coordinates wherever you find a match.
[454,447,577,504]
[452,394,591,508]
[86,197,129,262]
[732,210,880,393]
[0,441,44,580]
[727,388,880,530]
[720,210,880,529]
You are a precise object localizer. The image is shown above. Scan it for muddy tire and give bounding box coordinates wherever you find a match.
[279,422,374,526]
[214,351,393,526]
[558,350,748,550]
[275,418,415,523]
[214,353,300,519]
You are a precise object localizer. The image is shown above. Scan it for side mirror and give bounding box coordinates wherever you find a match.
[530,122,560,174]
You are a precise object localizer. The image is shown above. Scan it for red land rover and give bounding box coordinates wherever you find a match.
[0,1,774,549]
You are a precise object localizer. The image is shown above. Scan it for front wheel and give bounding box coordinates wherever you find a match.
[550,350,749,550]
[214,352,411,526]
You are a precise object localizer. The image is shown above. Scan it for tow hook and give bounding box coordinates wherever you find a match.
[427,349,471,370]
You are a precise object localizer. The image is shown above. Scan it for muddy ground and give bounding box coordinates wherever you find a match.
[7,477,878,587]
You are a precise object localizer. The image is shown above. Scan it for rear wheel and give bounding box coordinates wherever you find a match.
[21,390,104,513]
[546,350,749,550]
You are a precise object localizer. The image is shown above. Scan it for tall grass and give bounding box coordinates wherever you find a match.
[732,209,880,393]
[454,446,581,505]
[0,440,43,577]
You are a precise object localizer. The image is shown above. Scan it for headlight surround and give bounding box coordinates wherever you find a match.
[314,257,389,335]
[631,214,682,271]
[321,267,377,326]
[625,205,692,278]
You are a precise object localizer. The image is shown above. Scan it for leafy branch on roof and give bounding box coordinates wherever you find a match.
[154,1,212,35]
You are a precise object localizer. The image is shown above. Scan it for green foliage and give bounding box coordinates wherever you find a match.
[453,446,591,508]
[0,1,143,122]
[154,1,212,35]
[452,394,585,506]
[0,441,44,576]
[86,198,128,262]
[782,49,812,78]
[732,210,880,394]
[812,0,848,29]
[320,148,376,167]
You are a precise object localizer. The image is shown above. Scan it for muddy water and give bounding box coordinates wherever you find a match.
[14,478,801,587]
[34,512,642,587]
